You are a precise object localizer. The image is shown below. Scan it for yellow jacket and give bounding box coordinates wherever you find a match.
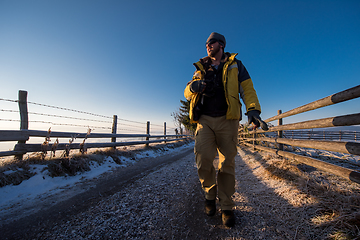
[184,53,261,123]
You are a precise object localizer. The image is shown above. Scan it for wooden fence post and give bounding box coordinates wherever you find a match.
[111,115,117,150]
[278,110,283,151]
[164,122,167,143]
[146,121,150,147]
[15,90,29,160]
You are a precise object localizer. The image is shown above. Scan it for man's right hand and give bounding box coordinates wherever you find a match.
[190,80,206,93]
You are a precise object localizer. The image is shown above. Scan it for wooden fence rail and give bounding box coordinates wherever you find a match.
[0,90,191,159]
[265,130,359,141]
[239,84,360,184]
[282,130,359,141]
[264,85,360,123]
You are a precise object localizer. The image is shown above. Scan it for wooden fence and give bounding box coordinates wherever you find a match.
[239,85,360,184]
[0,90,191,159]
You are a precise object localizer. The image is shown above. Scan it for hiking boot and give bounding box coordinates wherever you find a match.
[205,199,216,216]
[222,210,235,227]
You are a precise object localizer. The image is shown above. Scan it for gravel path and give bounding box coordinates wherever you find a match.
[2,143,359,239]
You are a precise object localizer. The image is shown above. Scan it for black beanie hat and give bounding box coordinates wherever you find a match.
[206,32,226,48]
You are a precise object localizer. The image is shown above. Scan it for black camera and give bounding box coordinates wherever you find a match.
[203,79,215,97]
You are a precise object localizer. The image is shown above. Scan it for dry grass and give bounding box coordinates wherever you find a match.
[0,140,192,187]
[238,145,360,239]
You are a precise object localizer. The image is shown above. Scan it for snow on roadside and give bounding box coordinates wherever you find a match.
[0,142,194,214]
[290,146,360,167]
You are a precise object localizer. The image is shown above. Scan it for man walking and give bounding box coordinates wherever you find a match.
[184,32,267,227]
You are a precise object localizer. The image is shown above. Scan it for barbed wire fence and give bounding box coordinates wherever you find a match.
[0,97,178,134]
[0,92,183,158]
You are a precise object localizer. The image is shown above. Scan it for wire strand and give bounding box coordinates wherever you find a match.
[27,101,113,119]
[0,99,177,130]
[0,98,18,103]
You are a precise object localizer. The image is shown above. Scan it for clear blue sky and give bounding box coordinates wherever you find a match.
[1,0,359,133]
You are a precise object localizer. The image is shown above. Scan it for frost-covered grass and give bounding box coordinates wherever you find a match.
[284,145,360,170]
[238,145,360,239]
[257,140,360,169]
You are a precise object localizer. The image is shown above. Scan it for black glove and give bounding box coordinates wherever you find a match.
[247,110,269,131]
[190,80,206,93]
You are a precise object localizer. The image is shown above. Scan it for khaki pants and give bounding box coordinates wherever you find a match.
[194,115,239,211]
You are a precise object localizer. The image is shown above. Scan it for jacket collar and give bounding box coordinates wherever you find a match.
[225,52,238,63]
[199,52,238,65]
[194,52,238,71]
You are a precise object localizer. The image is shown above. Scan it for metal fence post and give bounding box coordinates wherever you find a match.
[278,110,283,151]
[111,115,117,150]
[15,90,29,160]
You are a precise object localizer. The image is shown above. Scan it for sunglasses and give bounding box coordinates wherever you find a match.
[206,39,218,46]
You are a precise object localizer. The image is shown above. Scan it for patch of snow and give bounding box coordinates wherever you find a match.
[2,169,16,175]
[294,147,360,165]
[0,142,194,215]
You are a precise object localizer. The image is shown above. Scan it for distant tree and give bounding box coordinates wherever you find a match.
[171,99,197,133]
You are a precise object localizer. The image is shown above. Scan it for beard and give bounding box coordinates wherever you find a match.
[208,44,221,57]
